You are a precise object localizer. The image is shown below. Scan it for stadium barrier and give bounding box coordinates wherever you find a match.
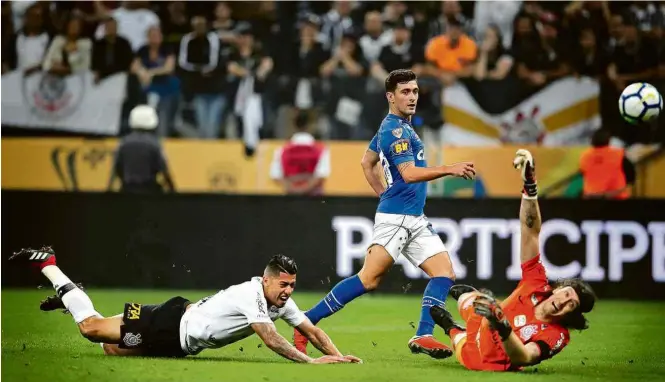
[3,138,664,197]
[2,191,663,299]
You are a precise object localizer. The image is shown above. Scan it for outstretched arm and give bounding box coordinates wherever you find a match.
[396,161,476,184]
[251,322,314,363]
[251,323,357,364]
[513,149,541,263]
[295,319,342,357]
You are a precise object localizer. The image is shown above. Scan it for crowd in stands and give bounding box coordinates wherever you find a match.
[2,1,664,148]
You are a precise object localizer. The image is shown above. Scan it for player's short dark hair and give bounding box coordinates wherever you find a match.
[591,129,612,148]
[385,69,417,93]
[265,255,298,276]
[553,278,597,331]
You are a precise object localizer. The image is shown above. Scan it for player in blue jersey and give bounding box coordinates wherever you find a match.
[294,69,475,358]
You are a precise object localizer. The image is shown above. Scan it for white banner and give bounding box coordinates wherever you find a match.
[332,216,665,283]
[441,77,601,146]
[1,70,127,135]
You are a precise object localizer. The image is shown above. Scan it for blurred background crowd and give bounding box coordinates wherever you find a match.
[3,0,664,146]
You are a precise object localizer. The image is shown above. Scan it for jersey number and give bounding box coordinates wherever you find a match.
[379,151,394,188]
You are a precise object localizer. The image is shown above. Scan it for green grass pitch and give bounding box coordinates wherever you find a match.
[2,289,664,382]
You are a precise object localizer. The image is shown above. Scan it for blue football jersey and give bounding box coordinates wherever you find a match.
[368,114,427,216]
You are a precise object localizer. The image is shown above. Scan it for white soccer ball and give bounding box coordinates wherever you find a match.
[618,82,663,124]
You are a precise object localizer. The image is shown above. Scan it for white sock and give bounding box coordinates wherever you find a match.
[41,265,72,291]
[41,265,100,323]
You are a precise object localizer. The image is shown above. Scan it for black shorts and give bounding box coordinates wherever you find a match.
[119,296,191,357]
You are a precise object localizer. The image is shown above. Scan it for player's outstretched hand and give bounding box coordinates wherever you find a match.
[473,294,512,340]
[513,149,536,183]
[343,355,363,364]
[311,355,353,364]
[445,162,476,180]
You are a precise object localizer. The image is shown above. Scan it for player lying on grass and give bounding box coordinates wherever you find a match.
[295,69,476,359]
[9,252,361,364]
[429,149,597,371]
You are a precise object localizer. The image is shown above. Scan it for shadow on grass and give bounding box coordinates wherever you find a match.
[78,353,287,364]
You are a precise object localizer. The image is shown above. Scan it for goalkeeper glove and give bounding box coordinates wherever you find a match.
[513,149,538,199]
[473,294,513,341]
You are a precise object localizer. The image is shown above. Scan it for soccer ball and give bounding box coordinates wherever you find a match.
[618,82,663,124]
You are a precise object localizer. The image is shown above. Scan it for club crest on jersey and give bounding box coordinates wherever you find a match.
[392,127,403,138]
[519,324,538,341]
[122,332,142,347]
[514,315,526,327]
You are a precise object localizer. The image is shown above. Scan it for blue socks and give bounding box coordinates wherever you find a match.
[416,277,454,337]
[305,275,367,325]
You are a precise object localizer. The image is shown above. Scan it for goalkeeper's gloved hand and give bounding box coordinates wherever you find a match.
[473,294,513,341]
[513,149,538,199]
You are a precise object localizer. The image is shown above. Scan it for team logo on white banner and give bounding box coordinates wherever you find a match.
[23,72,85,120]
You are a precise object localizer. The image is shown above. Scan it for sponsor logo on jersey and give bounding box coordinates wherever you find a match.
[126,303,141,320]
[519,324,538,341]
[551,332,566,355]
[390,139,410,155]
[392,128,403,138]
[514,314,526,327]
[531,294,539,306]
[417,149,425,160]
[256,292,266,314]
[122,332,142,347]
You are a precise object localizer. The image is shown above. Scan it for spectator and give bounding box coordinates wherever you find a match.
[571,27,608,79]
[473,24,514,80]
[629,1,660,34]
[382,1,415,30]
[56,1,118,36]
[320,29,366,79]
[429,0,473,39]
[108,105,175,194]
[514,13,570,88]
[320,1,356,51]
[212,2,238,45]
[270,112,331,196]
[425,15,477,85]
[132,26,180,137]
[3,4,50,75]
[10,0,38,33]
[320,31,368,139]
[95,1,160,52]
[606,18,658,92]
[372,19,424,79]
[92,17,133,82]
[160,1,190,51]
[42,17,91,75]
[287,15,329,114]
[473,1,521,49]
[359,10,393,63]
[579,129,634,199]
[228,24,274,156]
[563,1,611,44]
[179,15,227,139]
[607,13,625,49]
[655,13,665,80]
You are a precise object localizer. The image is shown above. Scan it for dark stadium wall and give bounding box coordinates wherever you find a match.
[2,191,664,299]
